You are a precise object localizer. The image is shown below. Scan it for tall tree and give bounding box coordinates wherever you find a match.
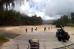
[53,15,69,26]
[0,0,14,10]
[71,12,74,23]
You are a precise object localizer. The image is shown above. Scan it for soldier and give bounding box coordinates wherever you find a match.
[31,28,33,32]
[26,28,27,32]
[35,27,37,31]
[44,27,46,31]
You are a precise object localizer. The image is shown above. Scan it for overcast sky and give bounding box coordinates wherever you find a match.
[13,0,74,20]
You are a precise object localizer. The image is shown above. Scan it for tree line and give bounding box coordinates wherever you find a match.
[53,13,74,26]
[0,10,43,26]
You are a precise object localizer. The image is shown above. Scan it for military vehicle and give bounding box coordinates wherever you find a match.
[56,27,70,42]
[29,39,39,49]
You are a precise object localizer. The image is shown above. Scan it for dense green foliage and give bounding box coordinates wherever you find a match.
[53,15,69,26]
[0,10,43,26]
[53,13,74,26]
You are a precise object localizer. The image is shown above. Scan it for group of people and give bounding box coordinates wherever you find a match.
[56,26,70,42]
[28,25,70,49]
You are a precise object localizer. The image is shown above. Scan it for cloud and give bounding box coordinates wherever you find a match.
[14,0,74,20]
[45,0,74,17]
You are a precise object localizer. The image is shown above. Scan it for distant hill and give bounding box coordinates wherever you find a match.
[43,20,54,24]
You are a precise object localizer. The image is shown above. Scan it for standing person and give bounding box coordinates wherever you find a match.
[35,27,37,31]
[26,28,27,32]
[31,28,33,32]
[44,27,46,31]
